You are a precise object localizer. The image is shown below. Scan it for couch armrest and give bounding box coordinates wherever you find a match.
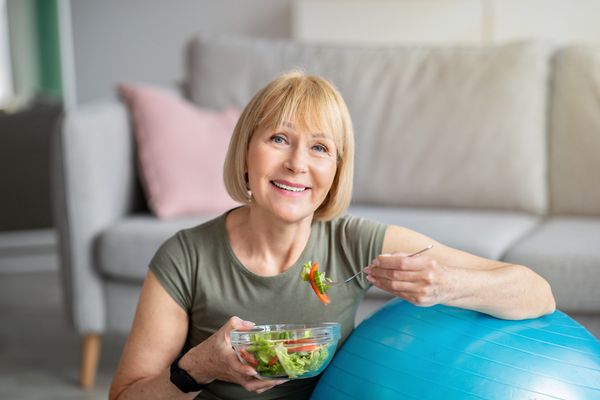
[51,100,141,334]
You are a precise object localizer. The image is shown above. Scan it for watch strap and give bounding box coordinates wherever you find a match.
[169,352,207,393]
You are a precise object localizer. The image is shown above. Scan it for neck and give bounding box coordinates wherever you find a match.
[226,206,313,276]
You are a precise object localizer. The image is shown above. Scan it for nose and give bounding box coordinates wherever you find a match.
[284,146,308,174]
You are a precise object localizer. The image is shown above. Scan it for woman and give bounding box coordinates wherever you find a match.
[109,71,555,400]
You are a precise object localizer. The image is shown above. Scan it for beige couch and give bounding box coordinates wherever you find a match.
[53,34,600,387]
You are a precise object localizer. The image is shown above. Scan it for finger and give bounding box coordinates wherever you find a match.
[370,278,434,306]
[258,378,289,385]
[223,316,255,346]
[228,352,258,377]
[368,275,421,294]
[374,254,430,271]
[255,378,288,393]
[367,267,420,282]
[242,376,287,393]
[233,362,258,378]
[256,384,284,394]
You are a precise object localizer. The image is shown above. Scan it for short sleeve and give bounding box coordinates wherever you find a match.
[337,214,387,289]
[149,231,194,311]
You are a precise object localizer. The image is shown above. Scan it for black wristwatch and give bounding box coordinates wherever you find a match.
[169,352,208,393]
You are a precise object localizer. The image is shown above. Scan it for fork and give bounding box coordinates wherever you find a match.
[328,244,434,288]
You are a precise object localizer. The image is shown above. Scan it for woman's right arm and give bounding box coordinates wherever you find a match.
[109,271,286,400]
[108,270,197,399]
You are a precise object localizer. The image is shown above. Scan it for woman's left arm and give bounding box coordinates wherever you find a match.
[365,225,556,320]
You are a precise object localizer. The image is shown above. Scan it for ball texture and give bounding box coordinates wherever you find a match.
[311,299,600,399]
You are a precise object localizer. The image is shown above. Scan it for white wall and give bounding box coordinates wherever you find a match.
[66,0,600,104]
[294,0,485,45]
[293,0,600,45]
[67,0,292,104]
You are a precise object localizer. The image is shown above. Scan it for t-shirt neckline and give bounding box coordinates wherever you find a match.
[218,210,318,282]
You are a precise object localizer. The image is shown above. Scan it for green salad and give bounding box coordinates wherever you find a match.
[238,330,330,379]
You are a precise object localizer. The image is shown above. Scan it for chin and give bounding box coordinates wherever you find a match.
[270,206,315,224]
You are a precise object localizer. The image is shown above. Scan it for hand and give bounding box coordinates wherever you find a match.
[365,252,454,307]
[180,316,288,394]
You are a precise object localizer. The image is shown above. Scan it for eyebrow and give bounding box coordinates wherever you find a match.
[281,121,333,141]
[281,121,296,130]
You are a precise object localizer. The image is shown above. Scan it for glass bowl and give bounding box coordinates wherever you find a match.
[230,322,341,380]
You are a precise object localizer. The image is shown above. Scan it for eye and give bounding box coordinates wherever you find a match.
[312,143,328,153]
[270,134,287,145]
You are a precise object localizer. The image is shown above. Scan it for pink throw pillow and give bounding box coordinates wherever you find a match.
[118,83,240,219]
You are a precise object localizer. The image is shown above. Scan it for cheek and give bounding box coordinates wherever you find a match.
[315,161,337,187]
[246,146,268,180]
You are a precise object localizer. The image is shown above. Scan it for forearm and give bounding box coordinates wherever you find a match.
[110,369,198,400]
[445,263,555,320]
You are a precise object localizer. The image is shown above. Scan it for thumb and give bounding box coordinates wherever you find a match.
[227,316,255,332]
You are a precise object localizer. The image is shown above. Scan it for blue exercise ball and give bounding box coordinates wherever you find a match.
[311,299,600,399]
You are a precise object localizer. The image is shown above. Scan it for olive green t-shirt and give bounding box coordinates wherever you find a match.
[150,211,387,400]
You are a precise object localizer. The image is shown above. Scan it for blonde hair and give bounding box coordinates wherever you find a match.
[223,71,354,220]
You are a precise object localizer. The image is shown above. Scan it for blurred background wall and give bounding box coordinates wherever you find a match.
[0,0,293,272]
[69,0,293,105]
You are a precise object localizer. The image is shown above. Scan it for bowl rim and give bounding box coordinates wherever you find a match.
[230,322,341,344]
[231,322,340,332]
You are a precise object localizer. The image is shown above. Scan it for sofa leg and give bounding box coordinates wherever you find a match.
[81,334,101,389]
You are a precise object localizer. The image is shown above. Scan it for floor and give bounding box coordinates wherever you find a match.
[0,269,384,400]
[0,271,126,400]
[1,269,598,400]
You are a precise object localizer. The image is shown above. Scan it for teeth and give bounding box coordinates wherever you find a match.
[272,181,306,192]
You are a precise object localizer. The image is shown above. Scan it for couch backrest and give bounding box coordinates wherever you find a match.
[550,46,600,216]
[188,34,551,214]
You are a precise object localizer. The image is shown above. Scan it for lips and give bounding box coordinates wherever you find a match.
[270,180,309,192]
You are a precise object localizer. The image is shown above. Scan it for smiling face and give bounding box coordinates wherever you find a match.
[223,72,355,220]
[246,121,338,224]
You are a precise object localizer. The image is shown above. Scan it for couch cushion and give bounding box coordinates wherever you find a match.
[549,46,600,216]
[502,217,600,312]
[96,214,218,281]
[348,205,540,259]
[189,34,551,214]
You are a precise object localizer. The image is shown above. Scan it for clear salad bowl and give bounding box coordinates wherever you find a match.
[230,323,341,380]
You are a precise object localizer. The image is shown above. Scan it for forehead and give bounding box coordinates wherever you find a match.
[278,121,334,140]
[256,84,346,149]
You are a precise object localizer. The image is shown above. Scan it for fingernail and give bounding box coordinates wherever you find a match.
[363,267,371,274]
[247,369,258,376]
[276,380,289,385]
[366,275,375,283]
[242,320,255,327]
[372,259,380,266]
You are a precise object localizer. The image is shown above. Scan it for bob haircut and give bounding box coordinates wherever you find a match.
[223,71,355,221]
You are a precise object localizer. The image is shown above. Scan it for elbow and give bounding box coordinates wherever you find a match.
[109,381,127,400]
[525,266,556,319]
[525,276,556,319]
[506,273,556,320]
[542,279,556,316]
[109,374,148,400]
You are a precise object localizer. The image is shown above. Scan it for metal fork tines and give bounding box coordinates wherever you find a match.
[328,244,434,288]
